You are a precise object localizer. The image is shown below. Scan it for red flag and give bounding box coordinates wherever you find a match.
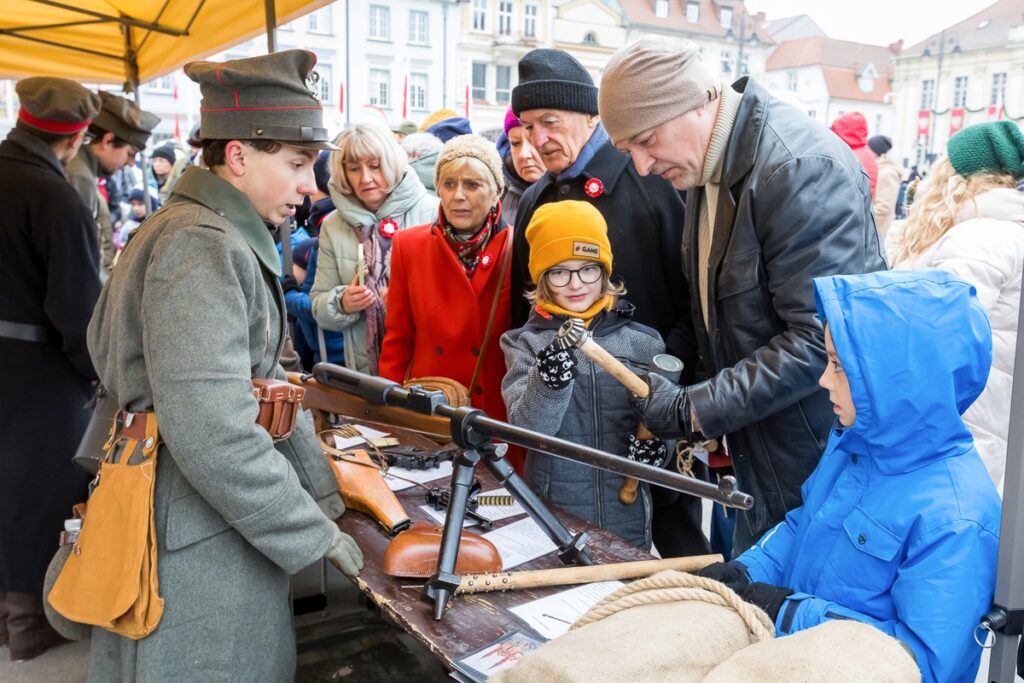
[916,110,931,137]
[339,83,345,114]
[402,75,408,119]
[988,105,1004,121]
[949,107,965,136]
[465,84,470,119]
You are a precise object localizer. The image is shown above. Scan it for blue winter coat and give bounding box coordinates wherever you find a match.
[738,270,1001,683]
[285,246,344,364]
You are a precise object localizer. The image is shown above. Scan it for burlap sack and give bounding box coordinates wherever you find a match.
[490,571,774,683]
[701,619,921,683]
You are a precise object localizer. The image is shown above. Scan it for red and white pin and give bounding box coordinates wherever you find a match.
[583,177,604,198]
[378,218,398,239]
[479,253,493,269]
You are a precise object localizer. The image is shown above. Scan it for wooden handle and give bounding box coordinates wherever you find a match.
[577,337,649,397]
[456,554,722,594]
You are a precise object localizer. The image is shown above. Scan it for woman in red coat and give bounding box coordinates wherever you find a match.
[379,135,516,462]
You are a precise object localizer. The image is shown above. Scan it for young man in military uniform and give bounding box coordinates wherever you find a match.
[0,77,102,662]
[65,92,159,277]
[86,50,362,680]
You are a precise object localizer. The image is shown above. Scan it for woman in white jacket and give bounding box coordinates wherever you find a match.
[887,121,1024,495]
[311,124,439,374]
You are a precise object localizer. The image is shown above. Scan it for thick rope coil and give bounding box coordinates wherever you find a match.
[573,570,775,642]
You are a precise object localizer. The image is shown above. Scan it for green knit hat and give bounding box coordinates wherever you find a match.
[946,121,1024,179]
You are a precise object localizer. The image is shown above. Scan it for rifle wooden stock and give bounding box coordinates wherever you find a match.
[456,554,722,594]
[288,373,451,441]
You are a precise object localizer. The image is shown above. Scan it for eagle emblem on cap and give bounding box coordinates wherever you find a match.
[305,71,322,101]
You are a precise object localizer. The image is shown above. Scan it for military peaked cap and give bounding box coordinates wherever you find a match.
[92,92,160,149]
[16,77,101,135]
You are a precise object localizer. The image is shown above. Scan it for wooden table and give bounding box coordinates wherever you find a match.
[331,420,655,671]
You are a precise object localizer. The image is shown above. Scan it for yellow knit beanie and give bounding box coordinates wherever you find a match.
[526,201,613,283]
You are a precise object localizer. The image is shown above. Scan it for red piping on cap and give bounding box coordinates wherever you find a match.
[200,104,323,112]
[18,108,91,134]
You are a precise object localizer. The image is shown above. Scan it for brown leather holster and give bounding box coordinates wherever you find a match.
[325,447,411,535]
[252,378,305,441]
[382,521,502,578]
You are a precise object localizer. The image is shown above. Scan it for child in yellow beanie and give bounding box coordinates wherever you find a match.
[499,201,669,549]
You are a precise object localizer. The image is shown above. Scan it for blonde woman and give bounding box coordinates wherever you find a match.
[311,123,439,374]
[887,121,1024,495]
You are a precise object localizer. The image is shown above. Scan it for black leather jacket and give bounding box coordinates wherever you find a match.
[686,78,886,539]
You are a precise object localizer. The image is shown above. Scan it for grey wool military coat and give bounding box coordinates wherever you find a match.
[86,166,343,682]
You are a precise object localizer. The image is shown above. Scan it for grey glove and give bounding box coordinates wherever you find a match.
[325,528,363,577]
[632,372,696,440]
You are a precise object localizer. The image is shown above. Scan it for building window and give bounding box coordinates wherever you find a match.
[721,50,733,75]
[409,73,428,111]
[472,62,488,101]
[920,79,934,110]
[149,75,173,92]
[786,72,797,91]
[739,52,750,77]
[408,10,429,44]
[496,65,512,103]
[583,31,598,45]
[308,7,332,34]
[991,72,1007,106]
[655,0,669,18]
[953,76,968,107]
[370,69,390,108]
[316,64,333,103]
[721,7,733,30]
[499,1,513,35]
[369,5,390,41]
[807,110,816,119]
[524,4,538,38]
[473,0,487,32]
[875,113,883,133]
[687,1,700,23]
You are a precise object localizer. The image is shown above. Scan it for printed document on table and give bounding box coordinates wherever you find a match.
[384,461,454,491]
[509,581,625,640]
[482,517,558,569]
[419,488,526,526]
[332,424,391,450]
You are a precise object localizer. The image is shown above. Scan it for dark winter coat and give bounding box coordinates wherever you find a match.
[501,302,664,548]
[511,137,696,372]
[685,78,887,543]
[0,128,99,593]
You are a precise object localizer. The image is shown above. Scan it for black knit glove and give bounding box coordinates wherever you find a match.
[537,343,577,390]
[280,274,300,294]
[627,434,669,467]
[695,560,750,593]
[738,582,794,622]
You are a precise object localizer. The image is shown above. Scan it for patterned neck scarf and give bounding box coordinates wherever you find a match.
[441,202,501,277]
[352,219,395,374]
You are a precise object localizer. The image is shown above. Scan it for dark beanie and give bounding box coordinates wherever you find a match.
[151,144,176,164]
[868,135,892,156]
[947,121,1024,179]
[313,151,331,194]
[512,49,598,117]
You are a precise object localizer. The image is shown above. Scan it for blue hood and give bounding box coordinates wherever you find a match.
[813,270,992,473]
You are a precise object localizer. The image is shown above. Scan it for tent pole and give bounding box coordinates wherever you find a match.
[264,0,277,53]
[123,22,153,216]
[986,275,1024,680]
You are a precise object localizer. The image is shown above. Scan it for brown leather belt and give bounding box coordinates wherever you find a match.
[117,411,156,443]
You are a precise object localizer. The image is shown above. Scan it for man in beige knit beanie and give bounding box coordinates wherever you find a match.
[607,36,887,558]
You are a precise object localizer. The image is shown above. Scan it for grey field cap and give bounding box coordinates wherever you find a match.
[92,91,160,150]
[185,49,339,151]
[15,77,101,134]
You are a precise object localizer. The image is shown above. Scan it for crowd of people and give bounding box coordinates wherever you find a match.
[0,36,1020,683]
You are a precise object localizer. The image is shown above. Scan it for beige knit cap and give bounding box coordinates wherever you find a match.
[599,36,719,147]
[435,134,505,195]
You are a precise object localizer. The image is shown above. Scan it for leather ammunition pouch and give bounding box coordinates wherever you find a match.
[382,521,502,578]
[252,378,305,441]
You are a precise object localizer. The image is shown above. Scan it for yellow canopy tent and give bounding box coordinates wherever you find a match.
[0,0,332,86]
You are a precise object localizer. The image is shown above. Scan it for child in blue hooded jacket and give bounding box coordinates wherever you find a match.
[697,270,1001,683]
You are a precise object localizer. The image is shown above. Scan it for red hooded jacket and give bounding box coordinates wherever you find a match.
[831,112,878,198]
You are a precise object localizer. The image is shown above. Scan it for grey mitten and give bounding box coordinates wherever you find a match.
[537,342,578,390]
[325,528,364,577]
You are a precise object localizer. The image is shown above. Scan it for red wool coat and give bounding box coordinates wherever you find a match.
[379,221,514,431]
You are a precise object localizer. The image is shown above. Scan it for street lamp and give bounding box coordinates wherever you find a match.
[726,11,759,79]
[922,28,961,160]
